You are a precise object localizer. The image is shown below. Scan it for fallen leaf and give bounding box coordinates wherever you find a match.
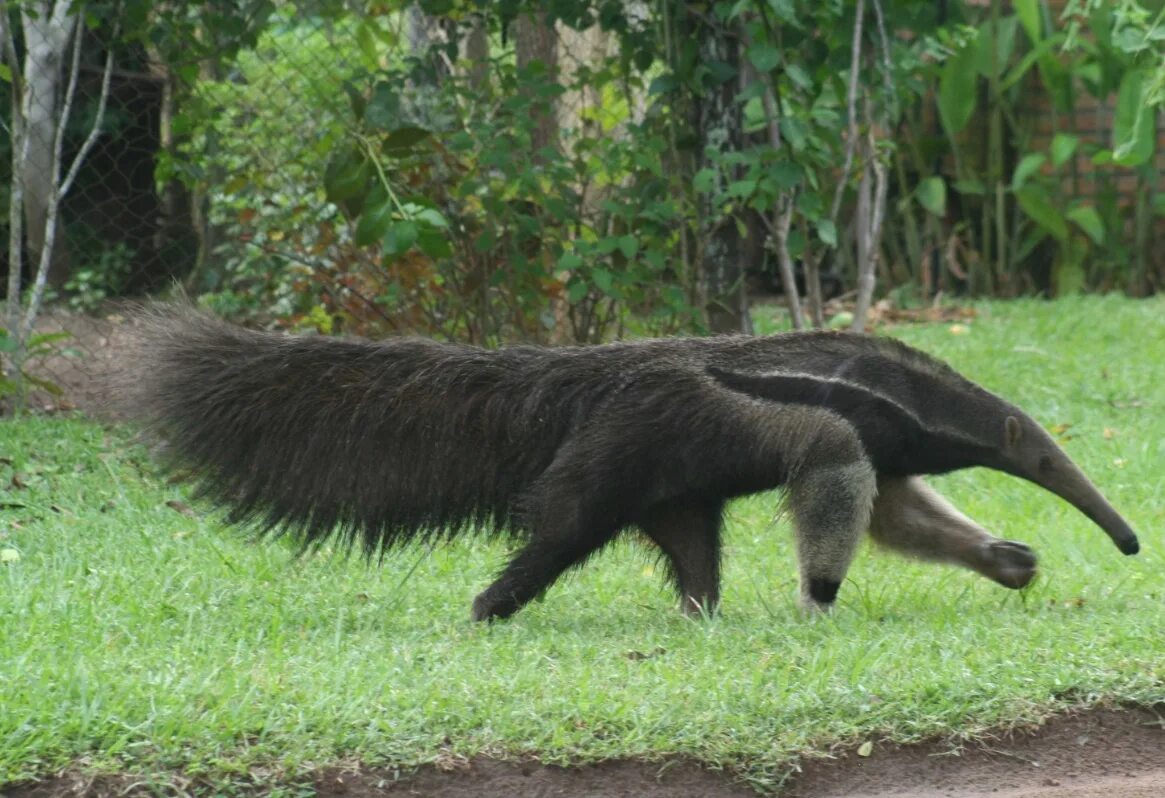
[166,500,198,518]
[0,548,20,563]
[1113,458,1127,468]
[1103,427,1116,439]
[857,741,874,757]
[948,324,969,335]
[624,646,667,661]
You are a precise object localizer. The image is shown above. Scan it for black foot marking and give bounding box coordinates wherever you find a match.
[471,591,518,623]
[680,595,719,619]
[984,540,1038,589]
[808,578,841,605]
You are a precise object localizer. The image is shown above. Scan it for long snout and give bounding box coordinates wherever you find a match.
[1032,452,1140,555]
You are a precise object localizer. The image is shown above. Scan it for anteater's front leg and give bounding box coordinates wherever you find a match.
[868,476,1038,589]
[787,427,878,612]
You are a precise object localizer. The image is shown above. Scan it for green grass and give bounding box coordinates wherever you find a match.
[2,295,1163,792]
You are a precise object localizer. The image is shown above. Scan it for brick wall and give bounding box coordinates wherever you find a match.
[1026,84,1164,200]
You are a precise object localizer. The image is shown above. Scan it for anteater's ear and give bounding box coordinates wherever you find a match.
[1004,416,1023,449]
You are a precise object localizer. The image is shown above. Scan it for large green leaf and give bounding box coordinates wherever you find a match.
[779,117,807,151]
[1014,0,1041,43]
[617,235,639,259]
[382,126,430,156]
[999,33,1064,92]
[416,227,452,259]
[938,42,979,136]
[1050,133,1079,168]
[591,267,616,297]
[815,219,837,247]
[916,176,947,217]
[1015,184,1068,242]
[355,23,379,70]
[976,16,1018,79]
[1010,153,1046,191]
[323,147,371,205]
[953,178,986,196]
[1066,204,1105,245]
[693,168,716,193]
[1113,69,1154,166]
[747,43,780,73]
[383,220,418,256]
[354,187,394,247]
[557,252,583,272]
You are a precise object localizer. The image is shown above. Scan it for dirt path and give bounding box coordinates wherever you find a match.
[5,708,1164,797]
[783,707,1165,798]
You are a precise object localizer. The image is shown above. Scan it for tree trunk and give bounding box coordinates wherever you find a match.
[555,22,607,153]
[692,10,750,334]
[773,196,805,329]
[513,9,559,158]
[407,2,452,82]
[19,1,77,288]
[851,127,888,333]
[462,12,490,91]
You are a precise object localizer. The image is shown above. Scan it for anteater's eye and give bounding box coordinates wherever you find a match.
[1038,454,1054,472]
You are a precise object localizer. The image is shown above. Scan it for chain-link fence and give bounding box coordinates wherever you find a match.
[3,6,637,416]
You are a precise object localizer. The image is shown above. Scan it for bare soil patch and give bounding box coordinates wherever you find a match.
[4,708,1164,798]
[13,310,131,417]
[784,707,1165,798]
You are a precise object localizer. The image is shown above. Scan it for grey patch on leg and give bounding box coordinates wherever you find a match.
[790,458,877,613]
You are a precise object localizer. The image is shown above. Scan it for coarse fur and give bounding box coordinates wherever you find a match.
[120,305,1139,621]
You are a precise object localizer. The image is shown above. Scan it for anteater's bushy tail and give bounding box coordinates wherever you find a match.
[118,305,567,552]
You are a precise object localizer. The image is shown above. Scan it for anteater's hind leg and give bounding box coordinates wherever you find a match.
[471,515,620,622]
[788,457,878,613]
[637,497,725,617]
[869,476,1038,589]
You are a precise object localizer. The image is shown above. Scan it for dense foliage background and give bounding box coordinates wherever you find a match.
[4,0,1165,349]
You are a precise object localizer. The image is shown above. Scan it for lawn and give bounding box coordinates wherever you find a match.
[1,295,1163,793]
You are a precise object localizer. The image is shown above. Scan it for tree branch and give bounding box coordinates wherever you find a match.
[21,3,81,338]
[3,0,28,341]
[22,6,117,340]
[850,0,895,333]
[773,192,805,330]
[831,0,865,224]
[870,0,896,119]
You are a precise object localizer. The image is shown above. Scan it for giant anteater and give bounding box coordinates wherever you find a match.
[121,307,1139,621]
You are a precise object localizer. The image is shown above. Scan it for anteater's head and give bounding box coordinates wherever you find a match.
[997,413,1139,555]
